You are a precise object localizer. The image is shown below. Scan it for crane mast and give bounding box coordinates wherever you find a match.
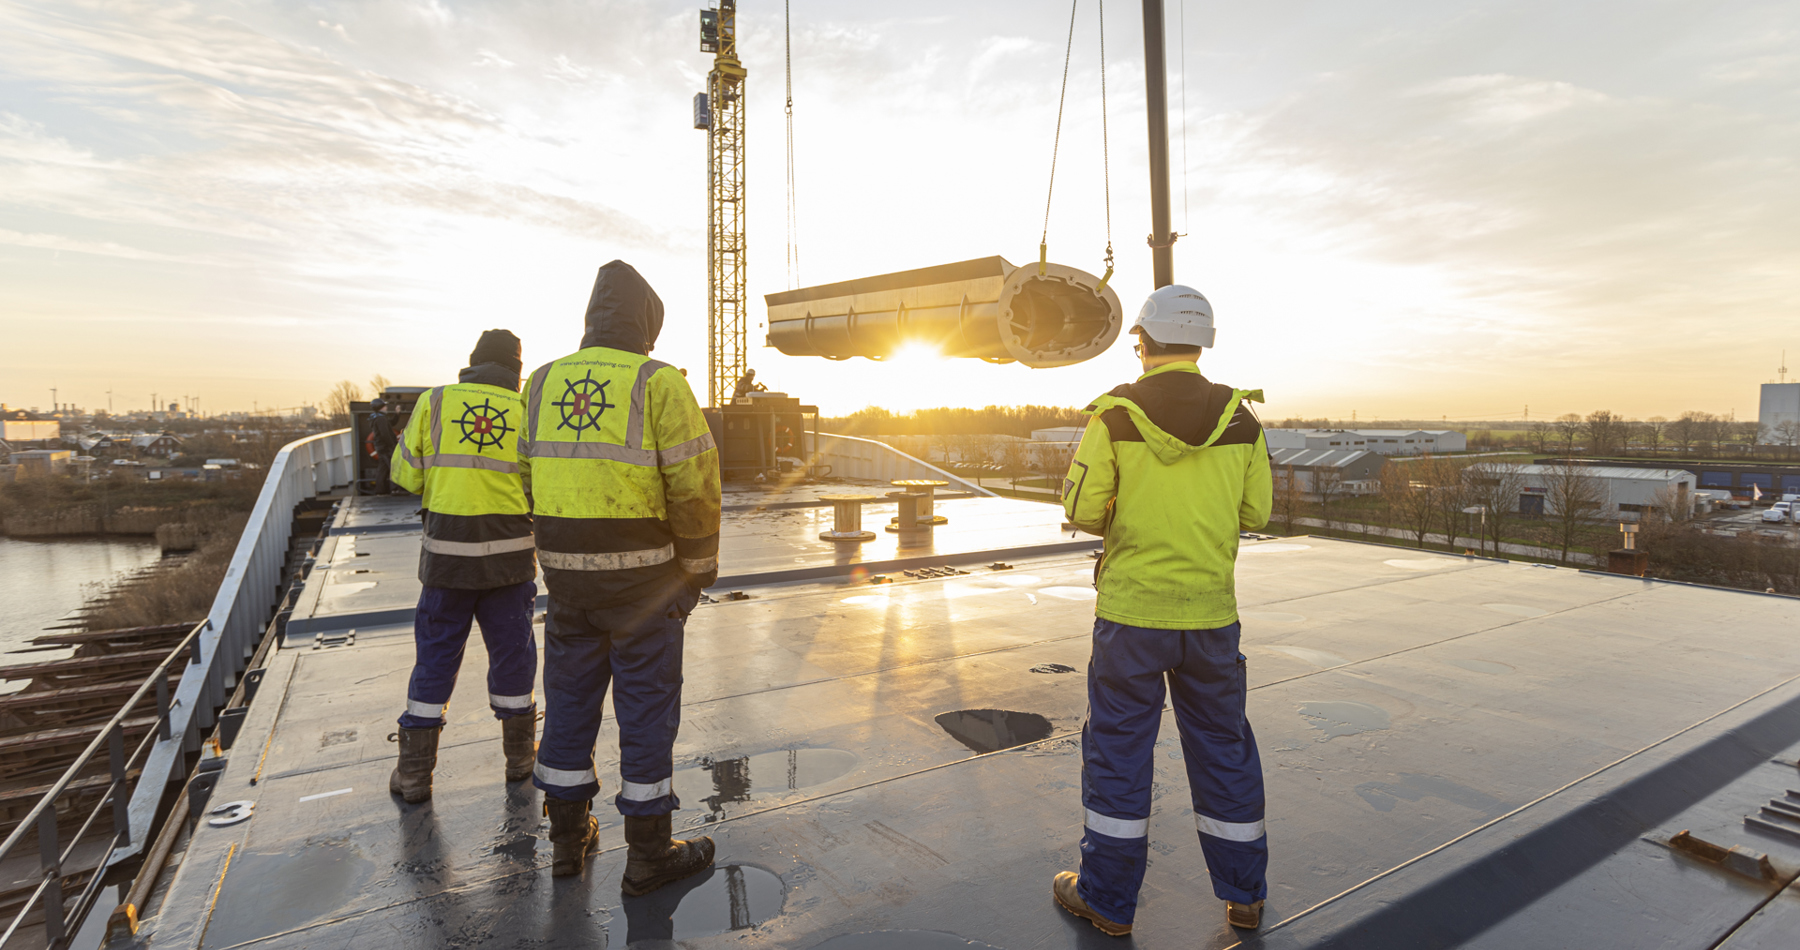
[699,1,747,409]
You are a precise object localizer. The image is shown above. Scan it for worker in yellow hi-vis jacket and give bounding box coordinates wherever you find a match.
[521,261,722,890]
[386,329,538,805]
[1051,284,1274,938]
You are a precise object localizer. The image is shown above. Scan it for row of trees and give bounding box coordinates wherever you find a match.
[1523,410,1775,457]
[322,375,393,427]
[1270,457,1648,565]
[826,405,1087,439]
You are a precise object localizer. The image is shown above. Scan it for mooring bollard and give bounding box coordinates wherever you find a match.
[818,493,878,542]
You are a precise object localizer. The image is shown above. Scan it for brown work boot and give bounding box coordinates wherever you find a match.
[545,798,600,877]
[501,713,537,782]
[1052,871,1131,937]
[621,813,715,896]
[1226,899,1265,929]
[388,725,440,804]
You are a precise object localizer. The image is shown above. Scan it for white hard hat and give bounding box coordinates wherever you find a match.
[1130,284,1215,348]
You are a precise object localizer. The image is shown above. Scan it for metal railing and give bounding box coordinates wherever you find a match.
[0,428,351,949]
[0,624,204,948]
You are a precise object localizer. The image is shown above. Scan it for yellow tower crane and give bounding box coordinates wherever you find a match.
[695,1,747,410]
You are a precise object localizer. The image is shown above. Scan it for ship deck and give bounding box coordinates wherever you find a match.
[123,490,1800,949]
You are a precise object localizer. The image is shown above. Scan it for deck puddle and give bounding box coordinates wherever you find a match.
[935,709,1055,754]
[1297,701,1391,739]
[674,748,859,821]
[203,839,374,947]
[811,931,1007,950]
[604,864,783,945]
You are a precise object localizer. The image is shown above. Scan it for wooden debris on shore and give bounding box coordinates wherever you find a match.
[0,620,197,841]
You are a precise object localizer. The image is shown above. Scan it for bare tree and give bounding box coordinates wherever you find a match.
[1543,463,1605,563]
[369,374,392,397]
[323,380,362,427]
[1774,419,1800,455]
[1642,416,1668,456]
[1272,464,1305,536]
[1668,411,1708,457]
[1527,420,1553,454]
[1468,462,1527,556]
[1553,413,1584,455]
[1583,410,1619,457]
[1000,438,1030,491]
[1315,466,1346,531]
[1432,458,1473,550]
[1383,463,1437,548]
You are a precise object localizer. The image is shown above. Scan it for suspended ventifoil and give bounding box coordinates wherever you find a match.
[764,256,1122,368]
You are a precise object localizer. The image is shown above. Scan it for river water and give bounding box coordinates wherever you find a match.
[0,535,163,663]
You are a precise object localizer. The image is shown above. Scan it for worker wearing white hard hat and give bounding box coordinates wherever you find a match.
[1052,283,1274,936]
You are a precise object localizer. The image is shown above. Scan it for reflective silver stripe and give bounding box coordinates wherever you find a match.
[534,762,597,787]
[1085,809,1149,839]
[525,363,553,451]
[430,386,446,452]
[625,359,671,450]
[679,556,718,574]
[406,699,445,719]
[527,440,657,466]
[489,692,534,709]
[619,778,672,801]
[539,545,676,572]
[422,535,537,557]
[427,453,520,474]
[396,437,424,470]
[659,431,717,466]
[1196,814,1266,842]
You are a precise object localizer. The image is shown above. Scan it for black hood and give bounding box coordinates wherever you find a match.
[579,260,664,355]
[460,361,521,392]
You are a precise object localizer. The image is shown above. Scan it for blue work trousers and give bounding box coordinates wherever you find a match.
[1078,618,1268,923]
[397,581,539,730]
[532,588,698,816]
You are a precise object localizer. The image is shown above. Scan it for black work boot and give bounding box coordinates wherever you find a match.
[501,713,537,782]
[621,813,715,896]
[388,725,440,804]
[545,798,600,877]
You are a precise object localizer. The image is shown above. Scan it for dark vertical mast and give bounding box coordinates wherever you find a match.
[1141,0,1174,288]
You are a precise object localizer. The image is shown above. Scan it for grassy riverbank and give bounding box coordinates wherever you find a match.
[0,471,262,538]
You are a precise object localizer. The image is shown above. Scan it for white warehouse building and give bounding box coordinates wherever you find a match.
[1474,463,1695,520]
[1265,428,1467,455]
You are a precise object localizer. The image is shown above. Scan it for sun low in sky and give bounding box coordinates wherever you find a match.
[1,1,1795,421]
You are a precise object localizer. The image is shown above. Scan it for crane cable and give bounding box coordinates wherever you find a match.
[784,0,799,289]
[1038,0,1114,293]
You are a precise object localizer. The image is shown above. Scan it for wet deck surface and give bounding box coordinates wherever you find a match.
[131,496,1800,949]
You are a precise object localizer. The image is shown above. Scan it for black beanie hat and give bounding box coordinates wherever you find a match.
[470,329,523,373]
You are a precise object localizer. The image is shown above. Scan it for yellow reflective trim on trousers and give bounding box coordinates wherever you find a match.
[422,535,536,557]
[538,544,675,571]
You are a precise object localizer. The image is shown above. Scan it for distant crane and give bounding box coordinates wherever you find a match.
[695,0,747,409]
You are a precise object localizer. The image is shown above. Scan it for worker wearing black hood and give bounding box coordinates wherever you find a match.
[387,329,539,805]
[520,261,721,889]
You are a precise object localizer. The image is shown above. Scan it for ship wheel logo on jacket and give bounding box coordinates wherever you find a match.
[453,398,514,450]
[552,371,615,436]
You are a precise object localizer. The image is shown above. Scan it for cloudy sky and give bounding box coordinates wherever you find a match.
[1,0,1795,421]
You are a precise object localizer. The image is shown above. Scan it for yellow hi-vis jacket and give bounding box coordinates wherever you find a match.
[391,371,536,590]
[1063,362,1272,629]
[522,348,721,609]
